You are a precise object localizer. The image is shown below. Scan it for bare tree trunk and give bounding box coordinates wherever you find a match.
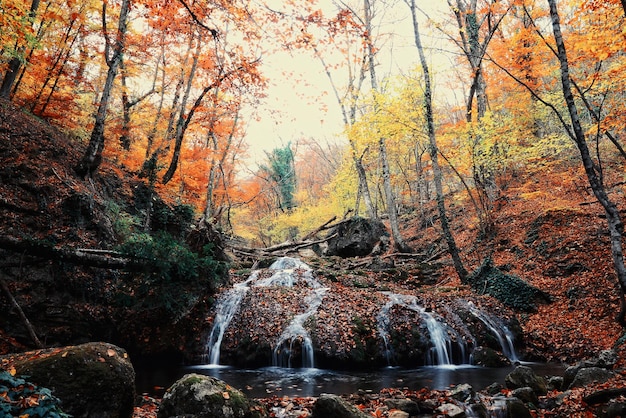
[363,0,410,252]
[548,0,626,325]
[75,0,130,177]
[409,0,467,280]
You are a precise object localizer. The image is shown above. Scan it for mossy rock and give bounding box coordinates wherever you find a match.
[157,373,266,418]
[9,342,135,418]
[467,258,551,311]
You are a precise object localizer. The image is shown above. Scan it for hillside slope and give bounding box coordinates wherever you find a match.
[0,97,625,369]
[0,99,226,360]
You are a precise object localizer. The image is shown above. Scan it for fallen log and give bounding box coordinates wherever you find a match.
[0,235,144,270]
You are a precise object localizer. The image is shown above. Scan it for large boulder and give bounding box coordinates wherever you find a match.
[568,367,616,389]
[325,217,389,257]
[157,373,266,418]
[7,342,135,418]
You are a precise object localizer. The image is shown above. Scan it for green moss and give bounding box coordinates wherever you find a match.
[467,258,551,311]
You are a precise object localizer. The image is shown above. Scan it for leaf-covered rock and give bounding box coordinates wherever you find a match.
[6,342,135,418]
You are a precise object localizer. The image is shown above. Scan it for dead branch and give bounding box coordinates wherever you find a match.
[302,216,337,241]
[0,276,43,348]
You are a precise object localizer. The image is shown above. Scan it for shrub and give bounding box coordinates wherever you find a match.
[0,370,69,418]
[116,231,227,316]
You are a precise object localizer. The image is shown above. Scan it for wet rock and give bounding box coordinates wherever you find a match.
[157,373,265,418]
[503,397,533,418]
[568,367,615,389]
[605,400,626,418]
[563,350,618,389]
[9,342,135,418]
[384,398,420,415]
[437,402,465,417]
[311,394,370,418]
[505,365,547,395]
[485,382,504,396]
[472,346,510,367]
[449,383,475,403]
[511,386,538,405]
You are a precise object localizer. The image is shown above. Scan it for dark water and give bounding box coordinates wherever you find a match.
[136,362,565,399]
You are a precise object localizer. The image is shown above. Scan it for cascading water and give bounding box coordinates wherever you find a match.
[467,302,519,362]
[205,257,325,367]
[377,292,471,366]
[205,282,251,365]
[272,286,328,368]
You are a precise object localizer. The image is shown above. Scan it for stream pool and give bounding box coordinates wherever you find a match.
[136,362,565,399]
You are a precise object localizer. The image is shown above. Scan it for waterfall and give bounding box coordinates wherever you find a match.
[378,292,471,366]
[205,282,251,365]
[467,302,519,362]
[273,287,328,368]
[205,257,323,366]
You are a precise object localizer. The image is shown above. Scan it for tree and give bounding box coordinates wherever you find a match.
[407,0,468,280]
[362,0,411,253]
[308,6,377,219]
[546,0,626,325]
[445,0,510,231]
[0,0,41,98]
[261,144,297,213]
[75,0,131,177]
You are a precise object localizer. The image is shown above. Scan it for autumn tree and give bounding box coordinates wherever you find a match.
[544,0,626,325]
[75,0,131,177]
[407,0,468,280]
[0,0,41,98]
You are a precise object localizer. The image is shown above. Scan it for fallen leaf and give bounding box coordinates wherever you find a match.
[222,391,230,399]
[107,348,116,357]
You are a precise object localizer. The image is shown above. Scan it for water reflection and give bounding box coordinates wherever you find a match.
[136,363,565,399]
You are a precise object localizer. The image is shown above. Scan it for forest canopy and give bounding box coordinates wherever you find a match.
[0,0,625,250]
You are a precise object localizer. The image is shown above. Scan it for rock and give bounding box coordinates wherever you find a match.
[546,375,563,391]
[449,383,475,402]
[384,398,420,415]
[583,349,618,369]
[568,367,615,389]
[388,410,410,418]
[9,342,135,418]
[472,346,510,367]
[505,365,547,395]
[157,374,265,418]
[511,386,538,405]
[503,397,533,418]
[325,217,389,257]
[311,394,370,418]
[605,400,626,418]
[485,382,504,396]
[437,402,465,417]
[562,364,581,389]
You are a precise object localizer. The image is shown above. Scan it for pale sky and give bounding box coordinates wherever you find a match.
[242,1,455,165]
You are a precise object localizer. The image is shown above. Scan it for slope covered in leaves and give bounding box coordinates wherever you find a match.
[404,163,626,365]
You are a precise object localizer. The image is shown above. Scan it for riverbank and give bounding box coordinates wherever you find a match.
[131,368,626,417]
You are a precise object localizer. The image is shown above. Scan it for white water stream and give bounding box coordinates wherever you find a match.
[377,292,471,366]
[205,257,326,367]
